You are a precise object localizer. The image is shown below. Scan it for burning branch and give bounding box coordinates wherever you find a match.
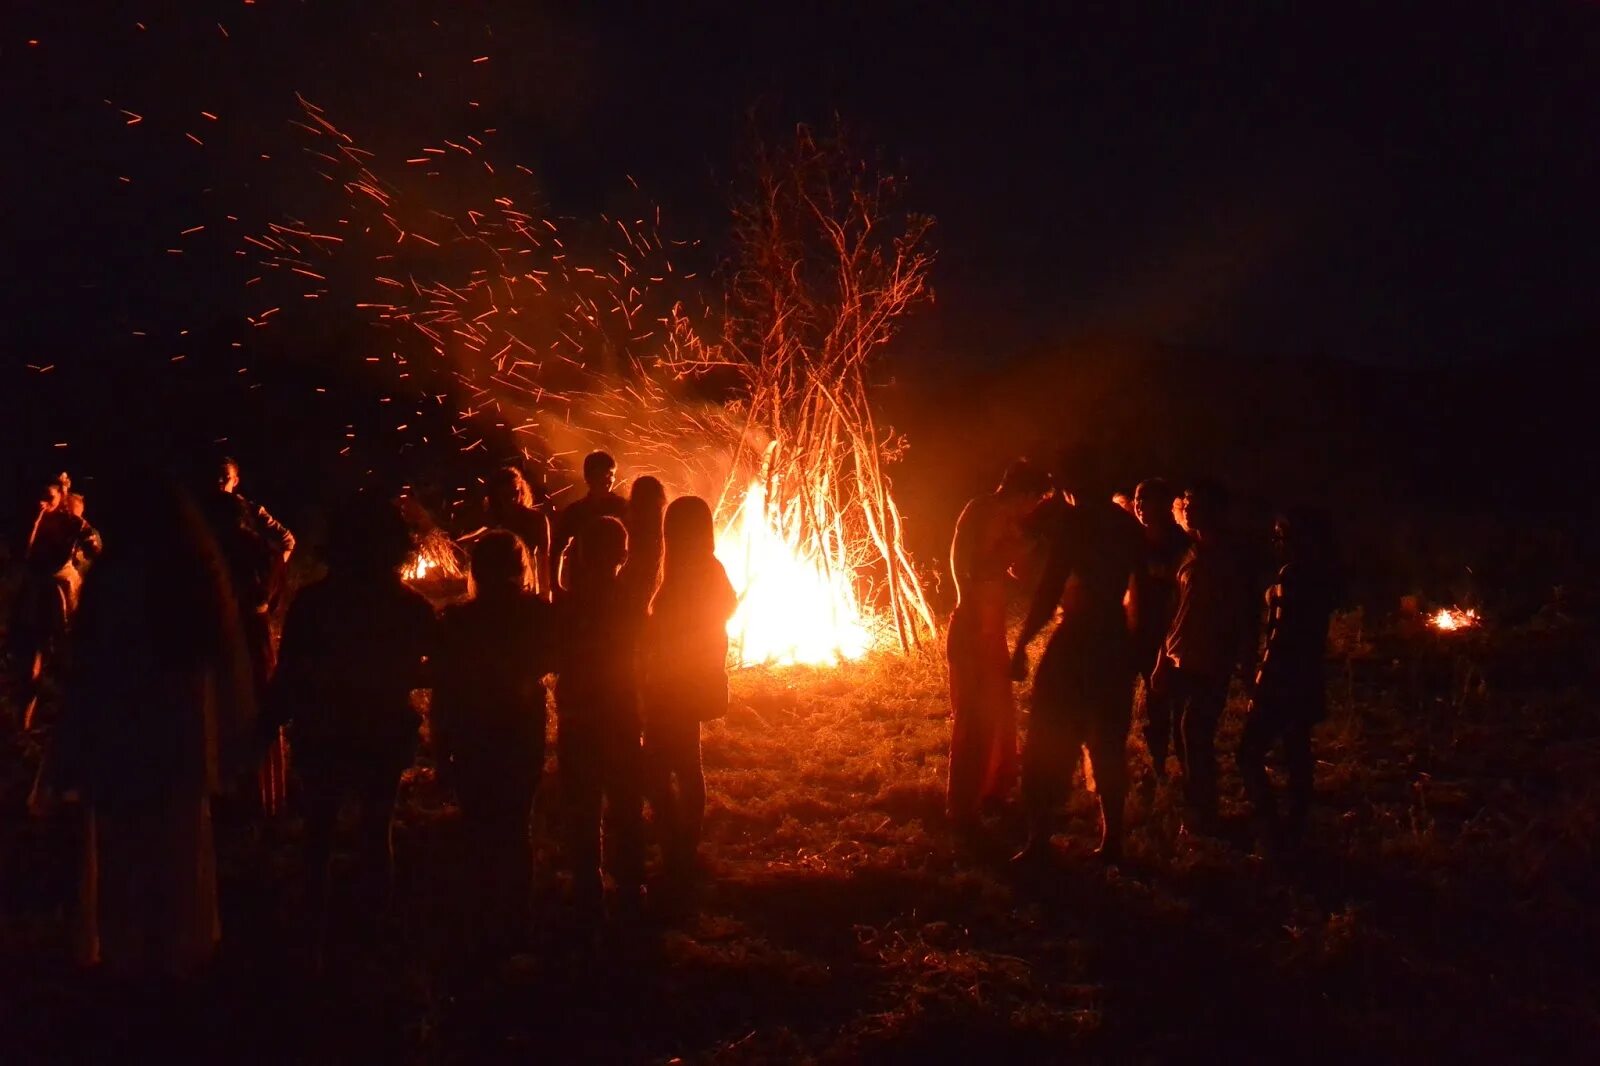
[665,124,939,657]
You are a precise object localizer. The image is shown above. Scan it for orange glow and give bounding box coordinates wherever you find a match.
[1428,606,1480,632]
[715,477,874,668]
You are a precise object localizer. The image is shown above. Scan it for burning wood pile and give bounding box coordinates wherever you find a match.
[1428,606,1481,633]
[402,529,466,588]
[227,104,936,669]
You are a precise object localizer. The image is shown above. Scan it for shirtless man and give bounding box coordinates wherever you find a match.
[945,461,1051,830]
[1010,457,1145,863]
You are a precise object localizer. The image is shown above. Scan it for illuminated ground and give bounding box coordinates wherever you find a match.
[4,622,1599,1062]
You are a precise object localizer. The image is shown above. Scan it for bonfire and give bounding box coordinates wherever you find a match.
[1428,606,1481,632]
[232,103,936,669]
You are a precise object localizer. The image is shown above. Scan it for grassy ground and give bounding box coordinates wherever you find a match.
[4,614,1599,1063]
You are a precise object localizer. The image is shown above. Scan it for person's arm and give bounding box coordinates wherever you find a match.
[1010,531,1072,679]
[76,517,103,563]
[532,510,553,601]
[255,503,295,560]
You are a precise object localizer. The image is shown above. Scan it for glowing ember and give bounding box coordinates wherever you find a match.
[402,554,434,582]
[1429,606,1480,632]
[716,478,874,668]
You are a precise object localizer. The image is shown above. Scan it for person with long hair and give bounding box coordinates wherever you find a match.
[556,516,645,922]
[642,496,736,884]
[432,531,555,948]
[620,475,667,614]
[476,465,553,601]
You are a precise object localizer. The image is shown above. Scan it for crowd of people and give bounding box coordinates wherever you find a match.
[1,445,1336,981]
[946,459,1338,864]
[5,450,735,976]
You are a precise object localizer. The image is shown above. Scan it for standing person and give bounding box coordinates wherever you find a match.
[642,496,736,886]
[7,479,101,730]
[551,451,627,595]
[620,476,667,614]
[474,465,554,601]
[202,457,296,814]
[1010,456,1145,864]
[1150,479,1254,834]
[269,498,434,952]
[203,456,295,690]
[432,531,555,949]
[944,461,1051,831]
[556,516,644,922]
[48,473,253,976]
[1238,506,1338,850]
[1130,478,1189,782]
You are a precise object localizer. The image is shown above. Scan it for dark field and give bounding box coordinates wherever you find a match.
[3,606,1597,1064]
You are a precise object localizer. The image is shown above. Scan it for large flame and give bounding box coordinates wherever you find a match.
[1429,606,1480,632]
[716,478,874,668]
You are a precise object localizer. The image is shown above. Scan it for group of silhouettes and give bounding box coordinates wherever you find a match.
[8,450,734,976]
[946,459,1337,864]
[6,446,1335,979]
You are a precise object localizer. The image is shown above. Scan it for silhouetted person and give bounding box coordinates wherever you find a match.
[473,465,553,600]
[556,515,644,920]
[945,461,1051,830]
[48,473,252,976]
[199,457,295,815]
[1239,506,1338,849]
[552,450,628,595]
[1011,460,1144,863]
[269,498,433,954]
[621,475,667,614]
[1151,479,1253,833]
[200,457,294,688]
[642,496,736,884]
[7,479,101,729]
[1131,477,1189,782]
[432,531,555,948]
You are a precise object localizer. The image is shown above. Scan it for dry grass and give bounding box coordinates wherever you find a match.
[5,618,1600,1062]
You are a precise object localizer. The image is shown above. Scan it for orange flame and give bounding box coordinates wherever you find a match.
[715,477,874,668]
[1428,606,1480,632]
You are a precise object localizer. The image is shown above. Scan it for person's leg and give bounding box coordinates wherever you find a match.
[1237,701,1277,822]
[1087,679,1134,860]
[347,756,404,930]
[559,718,604,914]
[655,719,704,878]
[1178,672,1228,827]
[642,719,678,867]
[1142,670,1174,781]
[945,619,983,824]
[1016,659,1078,865]
[295,762,342,962]
[601,715,645,897]
[1282,716,1314,844]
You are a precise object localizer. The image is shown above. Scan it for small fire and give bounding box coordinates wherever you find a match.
[402,530,464,584]
[1429,606,1480,632]
[716,478,874,668]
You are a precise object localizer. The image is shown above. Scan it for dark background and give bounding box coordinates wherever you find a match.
[5,1,1598,606]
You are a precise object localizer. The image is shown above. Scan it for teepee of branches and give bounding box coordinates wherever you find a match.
[665,124,938,654]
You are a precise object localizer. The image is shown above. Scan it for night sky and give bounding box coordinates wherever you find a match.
[7,1,1599,375]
